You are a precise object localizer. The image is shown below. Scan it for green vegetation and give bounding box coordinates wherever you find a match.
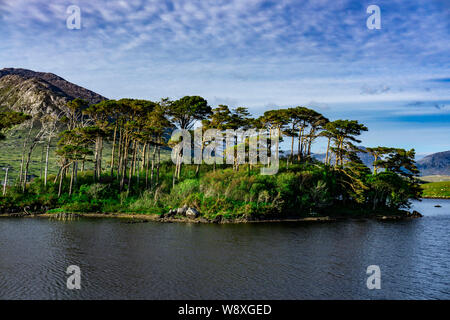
[0,97,423,220]
[421,181,450,198]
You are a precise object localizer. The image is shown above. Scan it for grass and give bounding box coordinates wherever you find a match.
[421,181,450,198]
[0,129,59,181]
[0,127,171,182]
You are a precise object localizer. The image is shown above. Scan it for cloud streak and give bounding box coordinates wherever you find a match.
[0,0,449,152]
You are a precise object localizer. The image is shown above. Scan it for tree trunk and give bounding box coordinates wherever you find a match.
[297,127,303,162]
[145,144,151,189]
[289,125,295,168]
[93,136,99,181]
[58,167,64,197]
[44,135,51,186]
[120,137,130,192]
[40,144,44,179]
[177,147,183,179]
[195,164,200,176]
[19,122,34,184]
[136,152,140,188]
[117,128,123,181]
[22,147,33,192]
[307,129,314,157]
[141,143,147,172]
[132,142,139,176]
[156,144,160,185]
[173,152,179,188]
[128,141,137,192]
[373,154,378,174]
[97,136,103,181]
[150,144,156,189]
[325,137,331,165]
[54,167,61,184]
[110,124,117,177]
[69,163,75,196]
[3,167,9,196]
[74,161,78,189]
[57,161,71,197]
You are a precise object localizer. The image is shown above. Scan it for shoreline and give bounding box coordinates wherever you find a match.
[421,196,450,199]
[0,210,424,224]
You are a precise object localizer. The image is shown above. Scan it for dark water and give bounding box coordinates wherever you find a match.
[0,199,449,300]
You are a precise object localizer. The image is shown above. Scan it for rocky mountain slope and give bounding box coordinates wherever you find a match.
[417,151,450,176]
[312,149,450,176]
[0,68,105,117]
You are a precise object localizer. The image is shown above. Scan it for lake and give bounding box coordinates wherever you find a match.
[0,199,449,299]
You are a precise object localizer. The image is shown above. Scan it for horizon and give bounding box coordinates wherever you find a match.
[0,0,449,154]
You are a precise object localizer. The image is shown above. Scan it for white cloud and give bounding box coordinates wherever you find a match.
[0,0,449,152]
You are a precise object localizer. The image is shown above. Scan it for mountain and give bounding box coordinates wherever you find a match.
[311,148,375,168]
[312,149,450,176]
[417,151,450,176]
[0,68,105,116]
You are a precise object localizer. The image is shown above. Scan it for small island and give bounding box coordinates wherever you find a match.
[1,96,424,223]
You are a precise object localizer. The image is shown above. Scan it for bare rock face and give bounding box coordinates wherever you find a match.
[417,151,450,176]
[177,205,188,216]
[161,207,201,220]
[0,68,106,117]
[185,208,200,218]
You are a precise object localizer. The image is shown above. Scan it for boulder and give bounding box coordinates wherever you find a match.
[185,207,200,219]
[410,210,423,218]
[177,205,188,216]
[162,209,176,218]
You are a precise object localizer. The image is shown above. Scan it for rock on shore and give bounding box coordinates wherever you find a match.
[161,206,200,219]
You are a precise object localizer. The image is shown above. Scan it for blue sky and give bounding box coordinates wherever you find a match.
[0,0,449,155]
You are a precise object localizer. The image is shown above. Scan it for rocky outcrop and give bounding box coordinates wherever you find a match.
[377,210,423,220]
[177,205,188,216]
[186,208,200,218]
[212,215,223,223]
[162,209,177,218]
[161,206,201,220]
[408,210,423,218]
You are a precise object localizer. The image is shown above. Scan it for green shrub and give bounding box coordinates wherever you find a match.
[62,202,99,213]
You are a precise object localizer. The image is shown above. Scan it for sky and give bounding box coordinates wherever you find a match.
[0,0,449,155]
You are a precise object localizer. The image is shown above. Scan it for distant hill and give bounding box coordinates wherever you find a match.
[417,151,450,176]
[311,149,450,177]
[311,147,375,168]
[0,68,105,117]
